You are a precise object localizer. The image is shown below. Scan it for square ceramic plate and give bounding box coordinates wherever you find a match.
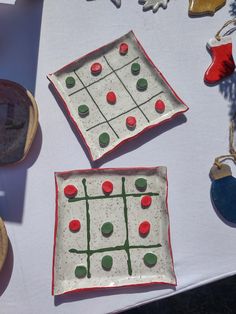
[53,167,176,295]
[48,31,188,161]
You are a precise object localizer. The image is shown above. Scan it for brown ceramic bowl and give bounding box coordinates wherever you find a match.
[0,79,39,166]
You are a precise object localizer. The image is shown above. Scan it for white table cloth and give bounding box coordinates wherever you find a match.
[1,0,236,313]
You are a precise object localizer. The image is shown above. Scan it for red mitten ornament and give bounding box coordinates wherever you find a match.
[204,36,235,84]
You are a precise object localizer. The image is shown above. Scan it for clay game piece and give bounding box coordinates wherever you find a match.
[69,220,81,232]
[64,185,78,198]
[48,31,188,161]
[119,43,129,55]
[102,180,113,195]
[101,222,114,237]
[131,63,141,75]
[139,221,151,237]
[139,0,169,12]
[126,116,136,130]
[78,104,89,117]
[91,63,102,76]
[188,0,226,16]
[143,252,157,267]
[0,217,8,272]
[135,178,147,191]
[106,91,116,105]
[99,132,110,147]
[136,78,148,91]
[52,167,176,295]
[65,76,76,88]
[155,100,165,113]
[101,255,113,270]
[141,195,152,208]
[0,80,39,166]
[75,266,87,278]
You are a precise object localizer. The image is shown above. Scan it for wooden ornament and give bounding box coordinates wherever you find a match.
[0,217,8,272]
[0,80,39,166]
[189,0,226,16]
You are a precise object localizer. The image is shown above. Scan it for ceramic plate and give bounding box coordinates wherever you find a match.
[53,167,176,295]
[48,31,188,161]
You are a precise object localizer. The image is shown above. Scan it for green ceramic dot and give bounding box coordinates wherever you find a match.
[135,178,147,191]
[75,265,87,278]
[131,63,140,75]
[65,76,75,88]
[99,132,110,147]
[101,255,113,271]
[137,78,148,91]
[143,253,157,267]
[101,222,113,237]
[78,104,89,117]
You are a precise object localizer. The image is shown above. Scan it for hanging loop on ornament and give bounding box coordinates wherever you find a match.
[215,19,236,41]
[214,114,236,168]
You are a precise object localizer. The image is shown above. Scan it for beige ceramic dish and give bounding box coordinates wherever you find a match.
[0,217,8,272]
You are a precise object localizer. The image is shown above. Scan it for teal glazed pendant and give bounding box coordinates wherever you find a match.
[210,164,236,223]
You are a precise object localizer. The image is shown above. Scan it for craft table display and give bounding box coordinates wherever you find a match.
[1,1,236,314]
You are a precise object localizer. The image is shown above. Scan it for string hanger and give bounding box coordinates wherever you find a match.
[214,113,236,168]
[215,19,236,41]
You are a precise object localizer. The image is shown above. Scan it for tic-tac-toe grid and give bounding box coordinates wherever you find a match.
[48,31,188,161]
[53,167,176,295]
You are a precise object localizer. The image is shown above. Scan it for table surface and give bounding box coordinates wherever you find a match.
[1,1,236,313]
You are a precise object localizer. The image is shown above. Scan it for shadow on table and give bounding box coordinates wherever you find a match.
[0,0,44,223]
[54,283,176,306]
[0,239,14,296]
[49,83,187,168]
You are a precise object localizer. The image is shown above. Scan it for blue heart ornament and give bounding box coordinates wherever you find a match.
[210,164,236,223]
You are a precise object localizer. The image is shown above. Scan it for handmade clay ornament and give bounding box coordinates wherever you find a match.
[210,164,236,223]
[0,80,39,165]
[139,0,169,12]
[189,0,226,16]
[111,0,121,7]
[0,217,8,272]
[204,36,235,84]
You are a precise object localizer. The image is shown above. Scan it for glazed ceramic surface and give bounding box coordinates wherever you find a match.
[189,0,226,16]
[48,31,187,161]
[53,167,176,295]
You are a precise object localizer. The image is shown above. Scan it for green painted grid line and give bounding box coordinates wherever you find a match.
[68,191,159,203]
[69,243,162,255]
[82,178,91,278]
[69,177,160,277]
[121,177,132,275]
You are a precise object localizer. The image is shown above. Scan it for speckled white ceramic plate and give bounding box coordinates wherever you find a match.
[48,31,188,161]
[53,167,176,296]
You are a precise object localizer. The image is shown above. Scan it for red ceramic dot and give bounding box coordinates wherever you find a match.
[69,219,81,232]
[139,221,151,237]
[106,91,116,104]
[119,43,128,55]
[91,62,102,75]
[126,116,136,129]
[155,100,165,113]
[102,181,113,195]
[141,195,152,208]
[64,185,78,198]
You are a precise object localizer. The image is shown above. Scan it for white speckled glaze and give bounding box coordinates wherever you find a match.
[139,0,169,12]
[48,31,187,161]
[53,167,176,296]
